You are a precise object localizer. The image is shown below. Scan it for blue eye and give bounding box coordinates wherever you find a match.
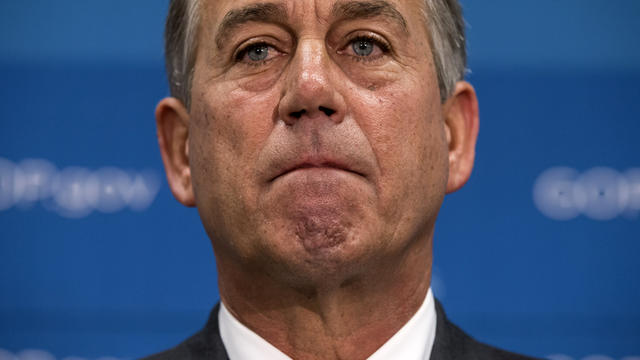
[236,42,282,65]
[352,39,374,57]
[344,35,390,60]
[247,44,269,61]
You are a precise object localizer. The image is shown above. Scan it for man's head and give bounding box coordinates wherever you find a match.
[156,0,478,289]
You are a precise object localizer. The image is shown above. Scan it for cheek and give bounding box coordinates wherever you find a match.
[347,78,447,211]
[189,84,279,205]
[201,83,276,157]
[188,84,282,248]
[353,80,444,167]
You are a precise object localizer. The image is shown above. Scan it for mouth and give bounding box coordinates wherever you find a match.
[269,159,367,183]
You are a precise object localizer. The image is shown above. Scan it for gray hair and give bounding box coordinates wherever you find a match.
[164,0,466,108]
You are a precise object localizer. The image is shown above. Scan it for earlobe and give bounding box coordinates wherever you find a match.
[156,97,196,207]
[443,81,479,194]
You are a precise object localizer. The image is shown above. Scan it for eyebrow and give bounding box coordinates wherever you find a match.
[331,0,408,33]
[213,0,408,50]
[215,2,289,49]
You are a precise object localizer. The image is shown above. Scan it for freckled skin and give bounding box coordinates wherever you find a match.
[156,0,478,358]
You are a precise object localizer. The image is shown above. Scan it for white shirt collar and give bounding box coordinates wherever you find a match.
[219,288,437,360]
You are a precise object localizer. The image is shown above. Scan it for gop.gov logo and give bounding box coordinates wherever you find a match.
[533,167,640,221]
[0,157,161,218]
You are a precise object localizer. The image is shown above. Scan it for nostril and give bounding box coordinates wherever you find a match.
[289,109,306,119]
[319,106,335,117]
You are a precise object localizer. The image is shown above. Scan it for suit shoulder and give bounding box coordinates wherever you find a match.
[449,320,541,360]
[471,338,542,360]
[140,329,224,360]
[140,305,228,360]
[433,300,542,360]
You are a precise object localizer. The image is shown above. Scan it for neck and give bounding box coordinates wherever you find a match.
[215,235,432,360]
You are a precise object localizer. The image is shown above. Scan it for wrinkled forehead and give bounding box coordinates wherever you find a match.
[199,0,428,37]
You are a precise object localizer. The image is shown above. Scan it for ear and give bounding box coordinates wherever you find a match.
[156,97,196,207]
[443,81,479,194]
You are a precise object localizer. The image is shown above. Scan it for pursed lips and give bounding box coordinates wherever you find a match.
[269,157,368,183]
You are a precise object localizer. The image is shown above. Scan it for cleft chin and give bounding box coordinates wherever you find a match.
[294,214,350,252]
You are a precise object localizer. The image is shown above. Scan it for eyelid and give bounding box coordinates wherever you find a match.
[233,38,283,62]
[340,31,392,55]
[355,33,390,50]
[334,31,393,65]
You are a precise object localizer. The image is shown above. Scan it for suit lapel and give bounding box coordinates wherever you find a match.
[430,299,478,360]
[198,303,231,360]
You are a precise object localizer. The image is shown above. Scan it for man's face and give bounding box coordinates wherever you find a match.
[184,0,451,284]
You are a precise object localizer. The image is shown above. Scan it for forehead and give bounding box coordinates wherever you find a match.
[200,0,427,32]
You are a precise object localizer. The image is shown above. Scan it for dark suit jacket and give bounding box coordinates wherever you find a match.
[143,300,540,360]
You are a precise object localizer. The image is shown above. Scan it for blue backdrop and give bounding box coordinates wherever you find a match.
[1,1,639,359]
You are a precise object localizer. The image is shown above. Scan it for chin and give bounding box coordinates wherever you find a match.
[251,173,385,285]
[255,212,383,289]
[293,211,351,252]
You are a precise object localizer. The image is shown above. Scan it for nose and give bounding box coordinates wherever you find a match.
[278,39,346,126]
